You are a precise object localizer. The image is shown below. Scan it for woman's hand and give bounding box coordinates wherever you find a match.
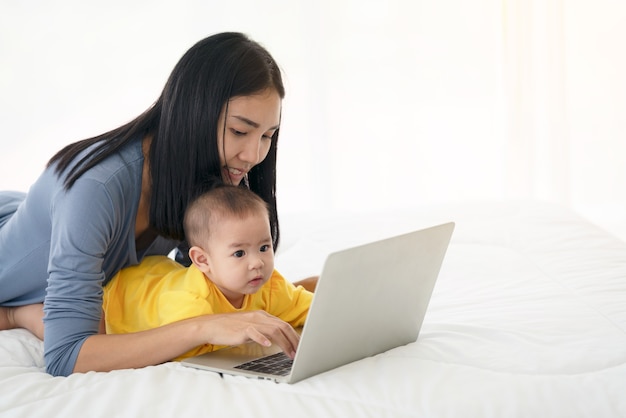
[200,310,300,358]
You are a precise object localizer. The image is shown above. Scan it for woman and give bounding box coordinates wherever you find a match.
[0,32,312,376]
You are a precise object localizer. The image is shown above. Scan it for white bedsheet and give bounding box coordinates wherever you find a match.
[1,201,625,417]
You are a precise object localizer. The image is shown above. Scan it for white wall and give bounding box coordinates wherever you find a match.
[1,1,625,235]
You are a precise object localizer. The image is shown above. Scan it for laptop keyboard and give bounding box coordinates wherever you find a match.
[234,352,293,376]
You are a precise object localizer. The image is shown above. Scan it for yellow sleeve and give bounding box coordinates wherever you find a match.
[165,268,230,361]
[153,264,219,325]
[103,256,185,334]
[264,270,314,328]
[104,259,222,361]
[160,288,221,361]
[104,257,214,332]
[157,290,215,325]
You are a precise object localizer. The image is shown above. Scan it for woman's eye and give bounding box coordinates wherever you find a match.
[230,128,246,136]
[233,250,245,258]
[262,131,277,140]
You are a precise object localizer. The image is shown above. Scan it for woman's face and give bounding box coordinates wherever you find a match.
[217,89,282,185]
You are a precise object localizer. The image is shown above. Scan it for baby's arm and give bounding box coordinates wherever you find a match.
[292,276,318,293]
[265,271,314,328]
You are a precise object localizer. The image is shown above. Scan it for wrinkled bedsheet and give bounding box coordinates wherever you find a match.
[1,201,625,417]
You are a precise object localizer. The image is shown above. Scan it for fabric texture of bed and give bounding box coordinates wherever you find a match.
[1,200,625,417]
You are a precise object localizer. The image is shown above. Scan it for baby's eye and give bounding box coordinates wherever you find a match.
[260,245,270,252]
[233,250,245,258]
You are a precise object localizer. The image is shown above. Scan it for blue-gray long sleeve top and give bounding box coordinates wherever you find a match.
[0,138,179,376]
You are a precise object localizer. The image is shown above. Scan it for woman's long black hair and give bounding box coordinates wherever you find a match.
[47,32,285,248]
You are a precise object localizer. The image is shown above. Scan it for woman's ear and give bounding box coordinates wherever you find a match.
[188,245,211,274]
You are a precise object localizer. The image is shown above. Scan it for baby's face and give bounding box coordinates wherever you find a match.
[205,211,275,305]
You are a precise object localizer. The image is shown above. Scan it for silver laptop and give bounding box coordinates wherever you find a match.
[181,222,455,383]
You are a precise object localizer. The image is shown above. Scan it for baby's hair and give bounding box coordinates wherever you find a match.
[183,183,270,248]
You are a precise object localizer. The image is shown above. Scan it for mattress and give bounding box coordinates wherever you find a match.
[1,201,625,417]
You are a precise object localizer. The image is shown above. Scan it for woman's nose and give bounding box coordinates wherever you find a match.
[239,138,262,164]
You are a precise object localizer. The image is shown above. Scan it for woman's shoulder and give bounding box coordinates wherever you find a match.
[49,138,145,210]
[77,138,144,186]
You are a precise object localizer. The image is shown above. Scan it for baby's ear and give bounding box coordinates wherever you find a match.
[188,246,211,274]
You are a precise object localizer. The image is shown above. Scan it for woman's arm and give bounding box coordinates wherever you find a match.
[75,310,300,372]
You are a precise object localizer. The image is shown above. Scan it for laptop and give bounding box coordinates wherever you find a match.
[181,222,455,383]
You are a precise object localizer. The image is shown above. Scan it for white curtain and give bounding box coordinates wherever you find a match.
[501,0,625,228]
[501,0,570,202]
[1,0,625,230]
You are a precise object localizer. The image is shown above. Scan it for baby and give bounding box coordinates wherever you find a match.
[103,184,313,360]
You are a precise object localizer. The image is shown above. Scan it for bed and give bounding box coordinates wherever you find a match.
[1,200,625,417]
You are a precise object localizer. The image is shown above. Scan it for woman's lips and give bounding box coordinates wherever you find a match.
[223,166,246,184]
